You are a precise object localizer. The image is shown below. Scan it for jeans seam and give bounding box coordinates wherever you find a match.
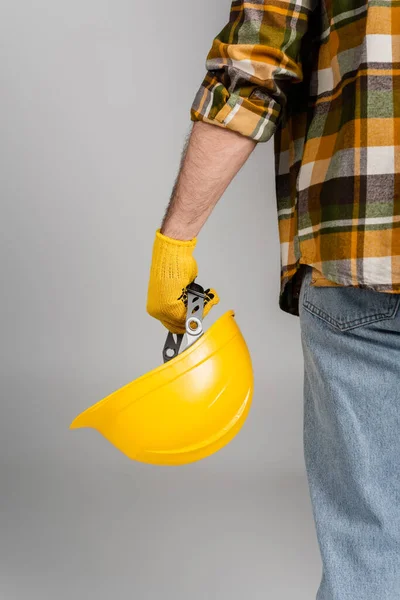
[303,295,400,331]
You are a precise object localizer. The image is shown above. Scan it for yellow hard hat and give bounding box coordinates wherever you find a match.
[70,282,253,465]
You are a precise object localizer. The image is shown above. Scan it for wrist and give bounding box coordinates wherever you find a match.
[160,219,200,242]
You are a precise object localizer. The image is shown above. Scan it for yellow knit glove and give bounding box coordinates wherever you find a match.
[146,229,219,334]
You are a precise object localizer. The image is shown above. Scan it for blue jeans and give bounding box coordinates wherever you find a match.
[298,264,400,599]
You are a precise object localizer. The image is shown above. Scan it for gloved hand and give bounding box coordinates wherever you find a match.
[146,229,219,334]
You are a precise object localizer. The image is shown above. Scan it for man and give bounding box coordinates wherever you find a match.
[147,0,400,597]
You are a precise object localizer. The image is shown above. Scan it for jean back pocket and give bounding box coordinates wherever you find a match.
[302,270,400,331]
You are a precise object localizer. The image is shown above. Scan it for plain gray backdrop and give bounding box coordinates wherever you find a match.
[1,1,322,598]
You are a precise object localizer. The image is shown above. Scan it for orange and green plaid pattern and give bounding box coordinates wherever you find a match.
[190,0,400,315]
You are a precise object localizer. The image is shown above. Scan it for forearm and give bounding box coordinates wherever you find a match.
[160,121,256,241]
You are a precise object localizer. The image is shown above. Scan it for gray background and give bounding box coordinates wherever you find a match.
[0,1,321,598]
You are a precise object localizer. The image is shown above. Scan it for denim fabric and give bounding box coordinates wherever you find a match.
[298,265,400,600]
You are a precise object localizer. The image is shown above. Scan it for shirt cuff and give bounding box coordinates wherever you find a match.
[190,72,281,143]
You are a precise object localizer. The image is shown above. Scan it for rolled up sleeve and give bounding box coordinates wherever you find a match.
[190,0,316,142]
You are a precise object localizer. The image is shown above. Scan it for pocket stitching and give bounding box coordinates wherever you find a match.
[303,289,400,331]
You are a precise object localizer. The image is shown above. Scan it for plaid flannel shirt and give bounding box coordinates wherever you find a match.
[190,0,400,316]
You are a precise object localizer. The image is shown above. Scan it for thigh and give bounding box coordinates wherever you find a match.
[298,266,400,600]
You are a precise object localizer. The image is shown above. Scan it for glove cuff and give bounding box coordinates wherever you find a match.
[155,229,197,247]
[151,229,197,282]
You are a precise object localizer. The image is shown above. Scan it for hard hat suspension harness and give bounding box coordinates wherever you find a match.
[162,282,205,363]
